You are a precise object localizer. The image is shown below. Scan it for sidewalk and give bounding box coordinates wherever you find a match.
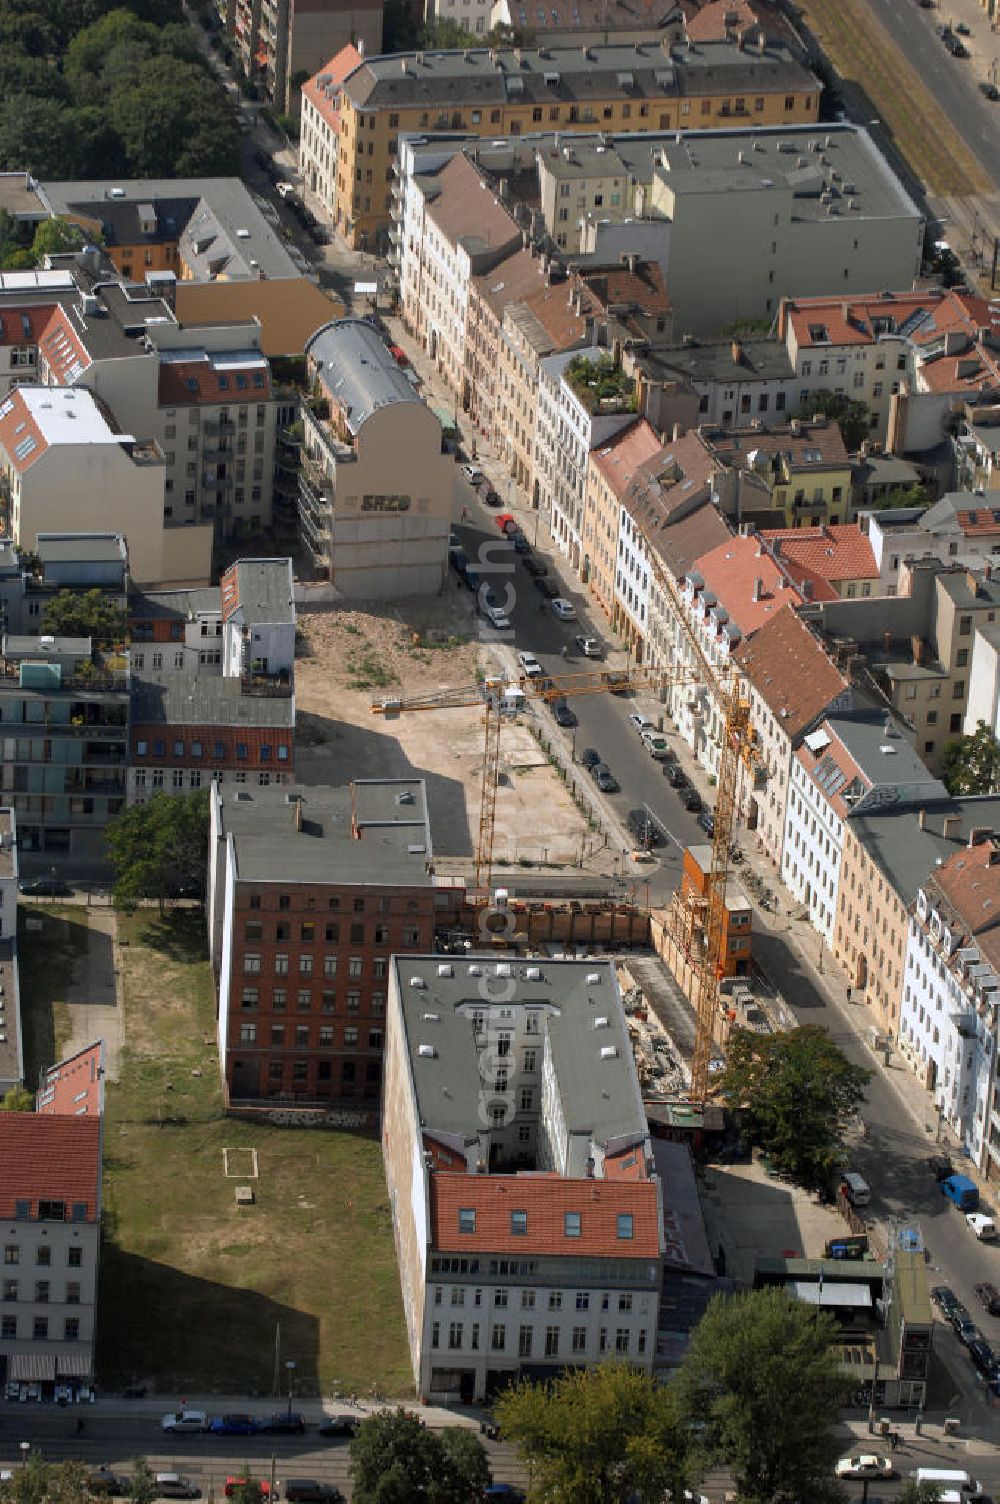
[79,1393,482,1432]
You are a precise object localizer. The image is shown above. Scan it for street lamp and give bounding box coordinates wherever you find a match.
[285,1359,296,1421]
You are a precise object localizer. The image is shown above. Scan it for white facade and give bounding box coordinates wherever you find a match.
[300,92,339,214]
[782,745,845,944]
[429,0,490,33]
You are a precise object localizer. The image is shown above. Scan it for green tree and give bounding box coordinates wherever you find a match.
[874,482,929,511]
[127,1459,157,1504]
[106,789,210,910]
[30,216,86,262]
[798,388,871,452]
[677,1287,848,1504]
[109,58,239,176]
[419,17,479,46]
[718,1026,870,1189]
[349,1409,489,1504]
[41,588,126,645]
[898,1484,942,1504]
[0,94,77,176]
[1,1459,90,1504]
[227,1476,265,1504]
[941,719,1000,795]
[495,1364,690,1504]
[1,1084,34,1111]
[0,206,27,268]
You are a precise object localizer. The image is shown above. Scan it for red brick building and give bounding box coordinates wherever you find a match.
[208,779,456,1109]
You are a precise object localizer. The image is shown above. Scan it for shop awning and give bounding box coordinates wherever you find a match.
[55,1349,92,1378]
[8,1352,56,1381]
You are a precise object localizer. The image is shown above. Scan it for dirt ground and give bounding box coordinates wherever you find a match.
[294,592,592,868]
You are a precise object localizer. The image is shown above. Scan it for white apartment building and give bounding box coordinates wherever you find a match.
[783,711,945,946]
[382,956,663,1403]
[535,348,634,573]
[898,839,1000,1169]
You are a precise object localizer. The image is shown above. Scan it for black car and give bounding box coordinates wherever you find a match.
[969,1339,999,1378]
[952,1310,979,1347]
[697,809,715,837]
[947,36,968,54]
[18,877,72,896]
[664,764,687,788]
[931,1284,959,1316]
[284,1484,343,1503]
[681,788,703,813]
[512,533,530,554]
[263,1412,307,1435]
[88,1474,130,1497]
[981,81,1000,99]
[533,576,559,599]
[317,1414,359,1438]
[976,1282,1000,1316]
[523,557,548,577]
[581,747,601,769]
[594,765,619,794]
[929,1153,954,1181]
[628,808,661,848]
[483,487,502,507]
[551,698,576,728]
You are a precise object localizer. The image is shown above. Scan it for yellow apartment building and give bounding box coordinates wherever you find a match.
[312,38,820,248]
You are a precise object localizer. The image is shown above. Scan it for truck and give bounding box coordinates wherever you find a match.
[942,1173,979,1212]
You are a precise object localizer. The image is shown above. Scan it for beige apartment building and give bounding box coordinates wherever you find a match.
[299,320,452,594]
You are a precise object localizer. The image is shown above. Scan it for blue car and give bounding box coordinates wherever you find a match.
[485,1489,525,1503]
[208,1414,260,1436]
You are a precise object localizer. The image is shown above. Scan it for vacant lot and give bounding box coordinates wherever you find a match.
[17,903,90,1083]
[98,910,411,1395]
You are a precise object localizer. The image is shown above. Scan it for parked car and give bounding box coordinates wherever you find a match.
[664,764,687,788]
[483,488,502,507]
[276,181,296,199]
[594,765,619,794]
[969,1339,1000,1379]
[512,532,530,554]
[551,698,576,727]
[574,636,602,658]
[263,1413,307,1435]
[628,808,661,848]
[484,1489,526,1503]
[153,1476,200,1499]
[283,1483,343,1503]
[550,597,576,620]
[495,513,516,534]
[629,712,656,737]
[87,1472,130,1497]
[517,651,543,678]
[697,809,716,837]
[161,1411,208,1434]
[208,1414,260,1436]
[19,877,72,896]
[317,1415,359,1438]
[976,1282,1000,1316]
[224,1482,274,1500]
[981,81,1000,99]
[834,1456,894,1481]
[952,1309,979,1346]
[642,732,671,761]
[928,1153,954,1181]
[968,1212,998,1240]
[460,463,485,485]
[533,575,559,598]
[931,1285,959,1316]
[681,787,703,813]
[581,747,601,769]
[523,557,548,577]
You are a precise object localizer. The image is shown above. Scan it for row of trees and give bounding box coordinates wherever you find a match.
[0,0,239,181]
[346,1292,945,1504]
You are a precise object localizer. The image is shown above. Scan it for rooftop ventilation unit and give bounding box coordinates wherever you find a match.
[417,1044,437,1058]
[525,966,541,981]
[587,971,601,984]
[496,962,512,978]
[421,1011,440,1022]
[468,964,482,976]
[599,1045,618,1059]
[594,1015,609,1028]
[437,963,453,977]
[410,975,426,989]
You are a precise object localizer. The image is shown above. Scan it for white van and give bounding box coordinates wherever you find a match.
[913,1468,984,1499]
[843,1171,871,1207]
[967,1212,998,1240]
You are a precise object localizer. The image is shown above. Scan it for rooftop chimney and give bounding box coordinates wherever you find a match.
[752,576,763,602]
[918,808,927,831]
[942,813,962,840]
[883,629,892,654]
[911,635,924,665]
[672,421,684,441]
[731,339,743,365]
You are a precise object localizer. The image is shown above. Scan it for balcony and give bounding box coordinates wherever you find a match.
[204,418,236,436]
[240,670,293,698]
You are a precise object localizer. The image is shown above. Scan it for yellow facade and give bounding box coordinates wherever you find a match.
[833,822,908,1040]
[771,462,855,527]
[336,85,820,249]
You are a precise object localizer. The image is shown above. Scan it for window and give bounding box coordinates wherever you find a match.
[615,1329,631,1354]
[348,957,363,978]
[448,1322,463,1349]
[575,1291,589,1310]
[273,989,286,1011]
[431,1321,440,1349]
[957,649,969,668]
[298,989,312,1011]
[494,1289,508,1308]
[275,954,289,975]
[66,1282,80,1304]
[521,1290,535,1310]
[3,1247,18,1266]
[458,1208,476,1234]
[548,1291,562,1310]
[240,1023,256,1044]
[244,953,261,975]
[35,1281,49,1303]
[617,1214,634,1240]
[64,1317,79,1341]
[299,955,313,976]
[33,1317,47,1339]
[68,1248,81,1268]
[518,1325,532,1357]
[544,1326,559,1357]
[619,1293,633,1312]
[36,1245,51,1266]
[511,1210,527,1236]
[1,1317,14,1338]
[572,1326,587,1353]
[491,1323,506,1351]
[564,1212,581,1238]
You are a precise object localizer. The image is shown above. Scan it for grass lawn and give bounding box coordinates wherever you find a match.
[98,909,411,1397]
[798,0,989,198]
[16,903,88,1083]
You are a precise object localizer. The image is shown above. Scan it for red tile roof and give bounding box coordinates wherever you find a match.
[932,839,1000,940]
[734,604,848,741]
[957,506,1000,538]
[157,355,270,407]
[472,248,548,322]
[759,524,879,585]
[685,0,759,40]
[0,1113,100,1220]
[0,304,58,348]
[778,287,992,350]
[38,307,91,384]
[708,420,849,472]
[0,389,47,472]
[131,725,293,769]
[220,562,240,622]
[430,1172,660,1258]
[591,418,664,499]
[693,533,806,636]
[36,1043,104,1118]
[301,44,363,134]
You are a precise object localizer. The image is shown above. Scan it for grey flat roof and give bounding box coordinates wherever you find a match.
[0,939,22,1088]
[636,336,795,385]
[936,569,1000,611]
[221,780,433,885]
[131,587,221,622]
[349,40,818,110]
[130,665,293,729]
[394,955,646,1144]
[37,534,126,565]
[230,559,294,626]
[307,319,421,433]
[4,634,91,655]
[850,797,1000,905]
[655,123,918,219]
[826,710,946,795]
